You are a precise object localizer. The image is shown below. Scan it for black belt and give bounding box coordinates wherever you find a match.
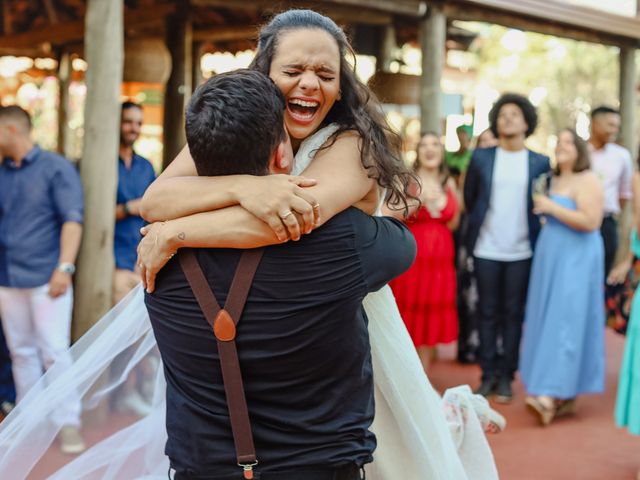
[173,464,363,480]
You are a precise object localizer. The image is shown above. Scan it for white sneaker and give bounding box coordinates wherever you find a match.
[116,390,153,417]
[59,426,86,455]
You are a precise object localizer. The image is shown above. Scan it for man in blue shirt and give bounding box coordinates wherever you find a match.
[145,70,416,480]
[0,106,84,453]
[112,102,157,418]
[113,101,156,304]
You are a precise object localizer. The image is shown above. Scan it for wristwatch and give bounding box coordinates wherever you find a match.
[122,201,131,216]
[57,262,76,275]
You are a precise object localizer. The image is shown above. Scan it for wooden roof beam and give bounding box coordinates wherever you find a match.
[191,1,393,26]
[444,2,639,48]
[43,0,59,24]
[191,0,423,17]
[319,0,423,16]
[0,3,176,49]
[193,25,258,42]
[446,0,640,46]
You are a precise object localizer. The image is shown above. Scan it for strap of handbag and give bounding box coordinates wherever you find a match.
[179,248,264,480]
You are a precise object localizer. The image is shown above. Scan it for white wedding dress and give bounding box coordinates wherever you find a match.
[0,125,498,480]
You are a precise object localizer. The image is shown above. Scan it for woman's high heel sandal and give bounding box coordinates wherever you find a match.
[525,396,556,426]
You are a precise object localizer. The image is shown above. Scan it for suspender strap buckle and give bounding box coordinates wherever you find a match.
[213,309,236,341]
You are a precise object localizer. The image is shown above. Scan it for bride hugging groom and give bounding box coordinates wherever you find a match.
[0,10,503,480]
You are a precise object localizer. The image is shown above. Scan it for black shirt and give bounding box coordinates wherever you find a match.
[145,208,416,476]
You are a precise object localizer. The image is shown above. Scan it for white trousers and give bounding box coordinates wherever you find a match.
[0,284,80,426]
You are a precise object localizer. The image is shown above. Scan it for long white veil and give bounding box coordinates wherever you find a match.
[0,285,169,479]
[0,126,498,480]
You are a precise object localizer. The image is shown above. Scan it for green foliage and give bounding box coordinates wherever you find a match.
[469,24,633,152]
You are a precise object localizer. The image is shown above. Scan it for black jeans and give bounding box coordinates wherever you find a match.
[172,464,365,480]
[600,215,618,277]
[474,257,532,381]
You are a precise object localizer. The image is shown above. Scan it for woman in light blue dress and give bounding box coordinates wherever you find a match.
[520,129,605,425]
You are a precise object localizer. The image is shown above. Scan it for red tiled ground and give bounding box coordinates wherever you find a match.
[21,330,640,479]
[430,330,640,480]
[27,413,139,480]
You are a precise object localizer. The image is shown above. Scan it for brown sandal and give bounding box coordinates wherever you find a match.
[526,396,555,426]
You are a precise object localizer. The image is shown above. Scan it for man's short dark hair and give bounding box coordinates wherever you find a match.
[185,69,286,177]
[0,105,32,132]
[488,93,538,138]
[591,105,619,119]
[121,101,143,114]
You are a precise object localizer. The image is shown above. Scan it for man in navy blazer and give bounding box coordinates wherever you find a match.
[464,93,550,403]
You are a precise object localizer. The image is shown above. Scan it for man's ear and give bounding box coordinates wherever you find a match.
[275,142,289,170]
[268,142,289,174]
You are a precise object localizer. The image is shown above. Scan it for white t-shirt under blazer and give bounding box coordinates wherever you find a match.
[474,148,532,262]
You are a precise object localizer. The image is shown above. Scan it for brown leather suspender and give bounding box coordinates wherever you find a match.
[179,248,264,480]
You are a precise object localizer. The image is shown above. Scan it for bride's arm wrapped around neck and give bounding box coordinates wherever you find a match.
[137,130,376,292]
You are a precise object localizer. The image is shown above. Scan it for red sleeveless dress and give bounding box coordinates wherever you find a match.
[390,188,459,347]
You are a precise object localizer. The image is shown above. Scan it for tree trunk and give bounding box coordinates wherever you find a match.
[73,0,123,340]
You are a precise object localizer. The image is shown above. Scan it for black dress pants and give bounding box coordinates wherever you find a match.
[474,257,532,381]
[600,215,618,277]
[172,464,365,480]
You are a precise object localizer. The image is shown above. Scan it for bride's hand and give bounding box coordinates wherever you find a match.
[238,175,320,241]
[137,222,177,293]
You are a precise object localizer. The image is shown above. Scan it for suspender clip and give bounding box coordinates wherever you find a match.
[240,461,258,479]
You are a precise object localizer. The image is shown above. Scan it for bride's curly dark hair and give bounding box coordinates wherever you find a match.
[249,9,418,214]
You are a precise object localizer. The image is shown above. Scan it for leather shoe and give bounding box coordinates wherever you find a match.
[474,377,497,397]
[494,377,513,404]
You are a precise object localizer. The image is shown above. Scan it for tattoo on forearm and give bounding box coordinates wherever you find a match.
[178,232,186,241]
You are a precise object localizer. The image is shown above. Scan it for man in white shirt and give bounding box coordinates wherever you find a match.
[464,94,550,403]
[588,106,633,278]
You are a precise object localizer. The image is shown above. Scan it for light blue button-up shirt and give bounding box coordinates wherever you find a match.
[0,145,84,288]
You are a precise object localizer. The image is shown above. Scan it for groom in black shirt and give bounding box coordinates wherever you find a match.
[145,70,416,480]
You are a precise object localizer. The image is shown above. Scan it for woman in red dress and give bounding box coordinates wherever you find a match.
[390,132,460,371]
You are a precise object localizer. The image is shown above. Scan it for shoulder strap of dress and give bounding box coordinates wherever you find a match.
[293,124,341,175]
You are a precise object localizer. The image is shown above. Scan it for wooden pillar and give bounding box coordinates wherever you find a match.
[73,0,123,339]
[615,46,638,262]
[376,25,396,72]
[192,41,204,90]
[1,1,12,35]
[619,46,638,157]
[57,49,71,157]
[419,2,446,135]
[162,9,192,169]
